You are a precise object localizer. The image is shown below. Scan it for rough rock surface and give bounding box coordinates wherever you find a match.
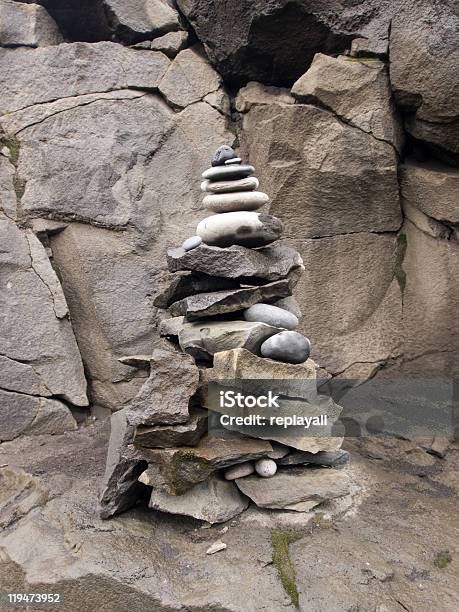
[159,45,221,108]
[235,81,294,112]
[235,467,351,511]
[291,53,404,152]
[103,0,181,43]
[169,279,292,320]
[167,243,304,282]
[176,0,396,85]
[148,473,249,523]
[0,0,63,47]
[150,30,188,56]
[0,215,88,417]
[389,0,459,163]
[0,42,170,114]
[242,102,401,238]
[134,408,208,448]
[128,349,199,426]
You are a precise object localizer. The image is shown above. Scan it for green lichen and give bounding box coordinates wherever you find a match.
[434,550,452,569]
[394,232,407,294]
[271,530,303,609]
[343,56,380,62]
[0,134,20,166]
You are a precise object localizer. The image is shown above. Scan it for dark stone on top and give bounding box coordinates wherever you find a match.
[211,145,238,166]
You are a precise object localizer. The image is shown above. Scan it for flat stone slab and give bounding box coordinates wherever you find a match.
[169,279,292,320]
[235,466,351,511]
[202,164,254,181]
[128,349,200,426]
[134,408,208,448]
[197,211,283,248]
[154,272,240,309]
[203,191,269,212]
[177,320,283,361]
[148,473,249,523]
[167,243,304,282]
[202,176,259,194]
[140,434,273,494]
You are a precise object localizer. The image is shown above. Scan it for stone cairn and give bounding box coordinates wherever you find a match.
[100,146,351,523]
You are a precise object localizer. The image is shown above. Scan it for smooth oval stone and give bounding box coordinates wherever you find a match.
[202,165,255,182]
[243,303,298,330]
[212,145,237,167]
[224,461,255,480]
[182,235,202,251]
[196,211,283,248]
[260,331,311,364]
[255,458,277,478]
[225,157,242,165]
[201,176,259,194]
[203,191,269,213]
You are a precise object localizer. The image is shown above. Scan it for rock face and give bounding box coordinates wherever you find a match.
[291,53,404,152]
[235,467,351,511]
[0,0,63,47]
[103,0,182,43]
[169,280,292,320]
[389,0,459,163]
[176,0,395,85]
[242,102,401,239]
[0,214,88,438]
[148,473,249,523]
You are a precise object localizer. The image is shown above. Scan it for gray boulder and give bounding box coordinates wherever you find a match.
[390,0,459,163]
[235,466,351,511]
[134,408,208,448]
[148,473,249,523]
[261,331,310,364]
[159,45,221,108]
[291,53,404,153]
[169,279,292,320]
[176,0,395,85]
[0,0,63,47]
[128,349,200,426]
[167,243,304,282]
[151,30,189,57]
[103,0,181,43]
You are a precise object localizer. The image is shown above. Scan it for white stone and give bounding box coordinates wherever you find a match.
[196,211,283,248]
[203,191,269,213]
[224,461,255,480]
[255,458,277,478]
[182,235,202,251]
[206,541,227,555]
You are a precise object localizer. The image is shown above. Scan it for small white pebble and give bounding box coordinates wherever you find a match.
[219,526,228,534]
[206,541,227,555]
[255,458,277,478]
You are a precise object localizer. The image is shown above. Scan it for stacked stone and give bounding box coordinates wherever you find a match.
[99,145,350,524]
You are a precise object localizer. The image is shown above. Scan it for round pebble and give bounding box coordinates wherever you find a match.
[255,458,277,478]
[225,157,242,165]
[203,191,269,213]
[182,235,202,251]
[196,211,283,248]
[211,145,237,167]
[201,176,259,194]
[260,331,311,364]
[243,303,298,330]
[224,461,255,480]
[202,164,255,182]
